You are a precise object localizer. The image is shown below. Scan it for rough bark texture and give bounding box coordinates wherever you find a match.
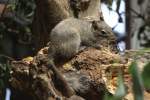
[9,47,116,100]
[78,0,101,20]
[7,47,150,100]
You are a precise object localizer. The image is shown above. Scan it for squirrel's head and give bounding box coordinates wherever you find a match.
[91,20,113,37]
[91,20,117,51]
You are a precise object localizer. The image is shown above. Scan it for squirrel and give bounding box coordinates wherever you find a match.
[47,17,114,98]
[48,18,114,60]
[48,18,104,60]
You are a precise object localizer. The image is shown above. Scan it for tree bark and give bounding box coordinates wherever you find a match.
[78,0,101,20]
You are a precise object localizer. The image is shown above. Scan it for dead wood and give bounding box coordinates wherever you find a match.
[9,47,116,100]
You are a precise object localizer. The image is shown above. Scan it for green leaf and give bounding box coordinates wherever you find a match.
[104,74,126,100]
[104,93,114,100]
[129,61,144,100]
[142,62,150,89]
[0,63,11,89]
[114,74,126,98]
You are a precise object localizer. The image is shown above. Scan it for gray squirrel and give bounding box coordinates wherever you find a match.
[47,18,113,98]
[48,18,111,60]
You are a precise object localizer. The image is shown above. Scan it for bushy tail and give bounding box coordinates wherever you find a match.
[47,60,75,97]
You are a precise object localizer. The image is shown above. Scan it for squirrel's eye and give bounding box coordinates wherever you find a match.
[101,30,107,35]
[100,30,109,37]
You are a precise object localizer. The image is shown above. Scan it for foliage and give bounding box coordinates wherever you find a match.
[104,74,126,100]
[142,62,150,89]
[0,0,36,59]
[105,61,150,100]
[0,62,11,89]
[0,55,12,99]
[129,62,144,100]
[0,0,35,44]
[0,55,12,89]
[0,59,11,100]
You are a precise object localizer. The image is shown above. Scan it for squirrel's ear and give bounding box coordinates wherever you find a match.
[92,20,102,30]
[91,21,98,30]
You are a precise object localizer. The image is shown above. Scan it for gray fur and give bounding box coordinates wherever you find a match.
[48,18,100,60]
